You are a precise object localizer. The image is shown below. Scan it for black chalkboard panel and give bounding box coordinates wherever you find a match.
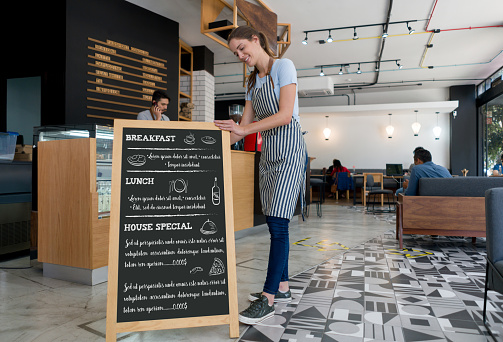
[116,126,229,323]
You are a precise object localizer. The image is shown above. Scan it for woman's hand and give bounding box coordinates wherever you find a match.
[214,119,247,137]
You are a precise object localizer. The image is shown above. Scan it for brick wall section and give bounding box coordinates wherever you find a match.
[191,70,214,122]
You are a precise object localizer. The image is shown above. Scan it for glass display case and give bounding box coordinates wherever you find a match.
[35,124,114,217]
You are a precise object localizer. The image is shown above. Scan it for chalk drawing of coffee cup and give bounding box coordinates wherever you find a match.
[183,132,195,145]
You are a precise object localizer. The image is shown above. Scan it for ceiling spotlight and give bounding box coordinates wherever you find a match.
[382,25,388,38]
[375,62,379,71]
[353,27,359,40]
[406,22,415,34]
[327,30,333,43]
[356,63,362,74]
[396,60,403,69]
[339,66,343,75]
[302,33,308,45]
[319,67,325,77]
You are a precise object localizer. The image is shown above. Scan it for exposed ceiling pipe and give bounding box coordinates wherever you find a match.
[330,0,393,91]
[426,0,503,32]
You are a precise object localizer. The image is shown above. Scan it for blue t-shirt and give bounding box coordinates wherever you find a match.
[245,58,300,123]
[493,163,502,171]
[405,161,452,196]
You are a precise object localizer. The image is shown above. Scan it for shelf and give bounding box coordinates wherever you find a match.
[180,67,191,76]
[179,91,192,99]
[179,39,193,122]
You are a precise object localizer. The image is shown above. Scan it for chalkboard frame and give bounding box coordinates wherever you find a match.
[106,119,239,341]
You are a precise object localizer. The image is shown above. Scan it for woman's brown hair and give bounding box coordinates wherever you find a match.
[227,25,275,95]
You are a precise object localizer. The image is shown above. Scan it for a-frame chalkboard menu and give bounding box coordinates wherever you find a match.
[106,120,239,341]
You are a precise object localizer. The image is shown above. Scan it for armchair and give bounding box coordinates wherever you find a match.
[483,187,503,340]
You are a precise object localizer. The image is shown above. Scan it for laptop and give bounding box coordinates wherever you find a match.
[386,164,403,176]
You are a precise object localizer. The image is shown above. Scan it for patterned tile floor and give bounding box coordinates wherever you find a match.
[238,208,503,342]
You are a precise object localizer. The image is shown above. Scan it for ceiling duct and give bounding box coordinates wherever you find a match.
[298,76,334,97]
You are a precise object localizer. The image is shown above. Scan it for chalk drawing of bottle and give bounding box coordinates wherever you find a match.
[212,177,220,205]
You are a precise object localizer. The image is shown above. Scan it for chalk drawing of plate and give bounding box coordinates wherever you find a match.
[170,178,187,193]
[127,154,146,166]
[183,132,195,145]
[201,136,216,144]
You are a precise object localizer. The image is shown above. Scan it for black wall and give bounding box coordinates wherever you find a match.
[1,0,180,128]
[450,85,479,176]
[1,1,66,129]
[66,0,179,124]
[214,99,246,120]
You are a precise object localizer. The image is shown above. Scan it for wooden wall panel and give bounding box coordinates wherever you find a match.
[231,151,255,231]
[38,138,93,269]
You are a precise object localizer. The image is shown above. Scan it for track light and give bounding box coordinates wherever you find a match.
[356,63,362,74]
[319,67,325,76]
[353,27,358,40]
[375,62,379,71]
[339,66,343,75]
[382,25,388,38]
[396,60,403,69]
[302,33,308,45]
[327,30,333,43]
[406,22,415,34]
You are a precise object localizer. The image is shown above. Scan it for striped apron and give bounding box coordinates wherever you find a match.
[252,74,307,220]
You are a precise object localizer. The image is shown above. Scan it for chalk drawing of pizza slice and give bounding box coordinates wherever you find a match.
[209,257,225,276]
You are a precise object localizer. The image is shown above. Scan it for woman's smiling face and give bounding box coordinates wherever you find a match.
[229,35,260,67]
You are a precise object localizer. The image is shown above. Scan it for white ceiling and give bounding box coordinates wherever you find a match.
[127,0,503,102]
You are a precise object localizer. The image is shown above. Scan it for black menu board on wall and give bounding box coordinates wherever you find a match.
[106,120,238,340]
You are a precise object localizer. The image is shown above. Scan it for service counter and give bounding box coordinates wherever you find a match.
[36,139,257,285]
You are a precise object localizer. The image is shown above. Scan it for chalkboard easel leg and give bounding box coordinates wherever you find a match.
[229,318,239,338]
[106,325,117,342]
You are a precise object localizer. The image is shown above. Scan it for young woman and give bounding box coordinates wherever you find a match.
[214,26,307,325]
[327,159,349,198]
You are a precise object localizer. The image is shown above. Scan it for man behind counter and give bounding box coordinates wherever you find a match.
[137,90,170,121]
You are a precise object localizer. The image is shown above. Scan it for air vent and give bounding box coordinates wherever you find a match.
[298,76,334,97]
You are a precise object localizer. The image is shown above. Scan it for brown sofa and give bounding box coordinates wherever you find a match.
[396,176,503,248]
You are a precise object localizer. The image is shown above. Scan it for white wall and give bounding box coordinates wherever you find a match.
[300,113,450,171]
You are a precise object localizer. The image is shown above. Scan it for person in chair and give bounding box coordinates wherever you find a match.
[403,148,452,196]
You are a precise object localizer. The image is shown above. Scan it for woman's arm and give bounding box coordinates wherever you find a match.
[214,83,296,138]
[227,100,255,144]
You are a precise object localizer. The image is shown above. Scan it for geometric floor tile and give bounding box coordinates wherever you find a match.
[238,215,495,342]
[402,327,447,341]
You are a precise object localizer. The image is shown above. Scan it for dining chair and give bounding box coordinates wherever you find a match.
[331,172,353,200]
[363,173,394,211]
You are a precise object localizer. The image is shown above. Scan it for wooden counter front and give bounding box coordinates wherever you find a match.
[230,150,255,231]
[38,138,109,270]
[37,143,255,273]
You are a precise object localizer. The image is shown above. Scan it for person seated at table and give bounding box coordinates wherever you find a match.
[492,152,503,175]
[403,148,452,196]
[396,146,424,195]
[328,159,350,198]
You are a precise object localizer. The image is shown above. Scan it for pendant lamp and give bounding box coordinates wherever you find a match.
[386,113,394,138]
[323,116,331,140]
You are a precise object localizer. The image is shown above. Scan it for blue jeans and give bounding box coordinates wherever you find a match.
[263,216,290,295]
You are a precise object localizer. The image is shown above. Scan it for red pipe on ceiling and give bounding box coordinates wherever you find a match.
[425,0,503,33]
